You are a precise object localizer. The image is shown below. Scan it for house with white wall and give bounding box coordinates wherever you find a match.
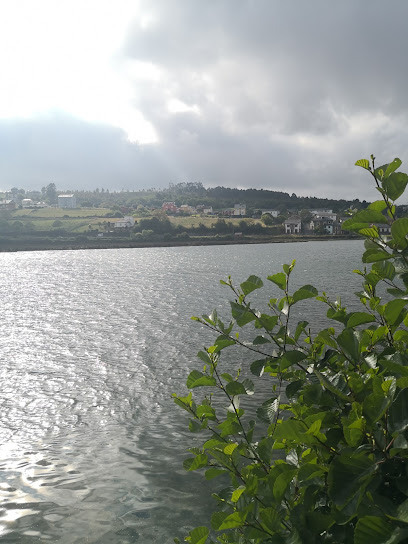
[284,216,302,234]
[58,195,76,209]
[114,216,136,229]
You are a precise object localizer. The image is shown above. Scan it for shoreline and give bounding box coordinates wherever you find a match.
[0,234,357,253]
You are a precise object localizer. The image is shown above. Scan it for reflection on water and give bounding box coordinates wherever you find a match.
[0,241,364,542]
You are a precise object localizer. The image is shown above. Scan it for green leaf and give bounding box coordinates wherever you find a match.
[188,526,209,544]
[363,249,392,263]
[278,350,307,370]
[314,370,350,401]
[363,393,390,423]
[213,335,236,352]
[183,454,208,471]
[273,468,297,501]
[211,512,228,531]
[359,227,379,238]
[253,335,270,345]
[337,328,360,362]
[231,486,245,503]
[384,158,402,178]
[384,299,407,325]
[354,516,393,544]
[372,260,396,281]
[350,209,389,225]
[226,381,247,396]
[224,443,238,455]
[298,463,325,484]
[250,358,267,376]
[197,351,211,365]
[255,314,279,330]
[294,320,309,341]
[315,329,338,348]
[217,419,241,437]
[240,275,263,295]
[389,388,408,434]
[257,397,279,423]
[391,218,408,246]
[368,200,388,212]
[205,468,227,480]
[230,302,256,327]
[186,370,217,389]
[242,378,255,395]
[218,511,247,530]
[267,272,287,290]
[292,284,318,303]
[346,312,376,328]
[328,452,377,506]
[273,418,320,445]
[383,172,408,201]
[197,405,216,420]
[342,219,372,232]
[355,158,371,170]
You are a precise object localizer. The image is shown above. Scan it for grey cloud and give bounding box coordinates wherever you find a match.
[3,1,408,200]
[118,0,408,199]
[0,115,173,190]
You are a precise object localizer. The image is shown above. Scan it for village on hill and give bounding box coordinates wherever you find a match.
[0,181,401,250]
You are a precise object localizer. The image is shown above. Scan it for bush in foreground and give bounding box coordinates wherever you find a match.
[174,156,408,543]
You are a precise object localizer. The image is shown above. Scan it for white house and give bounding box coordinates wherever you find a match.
[284,216,302,234]
[22,198,34,208]
[233,204,246,216]
[58,195,76,209]
[114,216,136,229]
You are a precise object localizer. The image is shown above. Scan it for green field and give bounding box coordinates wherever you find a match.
[5,207,115,233]
[12,207,109,219]
[167,215,263,228]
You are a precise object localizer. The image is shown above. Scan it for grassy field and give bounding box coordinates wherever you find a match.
[13,207,109,218]
[167,215,264,228]
[7,207,115,233]
[3,208,270,235]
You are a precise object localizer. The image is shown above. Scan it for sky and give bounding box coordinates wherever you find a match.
[0,0,408,200]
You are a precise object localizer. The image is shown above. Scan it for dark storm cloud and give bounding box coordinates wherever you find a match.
[121,0,408,199]
[0,115,173,191]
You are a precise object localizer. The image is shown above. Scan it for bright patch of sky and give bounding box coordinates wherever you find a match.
[0,0,157,143]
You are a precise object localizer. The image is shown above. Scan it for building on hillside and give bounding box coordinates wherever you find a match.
[310,215,342,235]
[310,208,333,215]
[310,217,334,234]
[0,199,16,210]
[22,198,34,208]
[114,216,136,229]
[197,205,213,215]
[233,204,246,216]
[284,216,302,234]
[179,204,196,215]
[162,202,178,213]
[261,209,279,218]
[313,211,338,221]
[58,194,76,209]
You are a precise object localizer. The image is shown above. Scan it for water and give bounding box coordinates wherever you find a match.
[0,240,364,542]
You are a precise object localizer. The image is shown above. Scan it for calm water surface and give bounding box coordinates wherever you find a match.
[0,241,364,543]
